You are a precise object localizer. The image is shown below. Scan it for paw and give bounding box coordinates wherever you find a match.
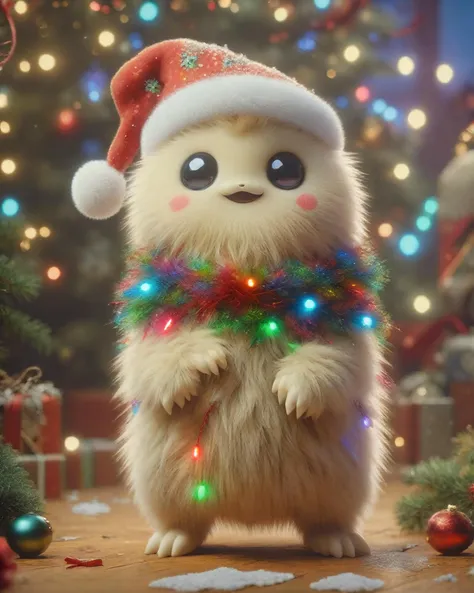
[272,372,322,419]
[304,531,370,558]
[162,345,227,415]
[145,529,203,558]
[189,346,228,377]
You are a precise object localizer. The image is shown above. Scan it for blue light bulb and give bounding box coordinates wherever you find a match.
[139,1,159,22]
[372,99,387,114]
[353,313,376,331]
[1,197,20,217]
[314,0,331,10]
[129,32,144,50]
[140,282,152,293]
[416,215,432,232]
[303,298,318,311]
[88,90,100,102]
[297,32,317,52]
[399,233,420,256]
[423,197,438,215]
[383,106,398,122]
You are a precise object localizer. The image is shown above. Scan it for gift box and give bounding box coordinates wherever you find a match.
[0,368,62,455]
[65,439,122,489]
[64,389,125,439]
[17,453,65,500]
[392,395,454,465]
[449,381,474,432]
[443,334,474,383]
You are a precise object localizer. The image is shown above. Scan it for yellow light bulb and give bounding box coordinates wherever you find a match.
[38,54,56,71]
[274,7,288,22]
[1,159,16,175]
[378,223,393,238]
[98,30,115,47]
[19,60,31,73]
[343,45,360,63]
[0,93,8,109]
[47,266,61,280]
[25,227,37,239]
[0,121,11,134]
[436,63,454,84]
[407,108,427,130]
[64,436,80,452]
[393,163,410,180]
[394,437,405,448]
[14,0,28,14]
[397,56,415,76]
[413,295,431,314]
[39,226,51,238]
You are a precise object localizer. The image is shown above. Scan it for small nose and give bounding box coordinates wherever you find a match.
[239,184,245,188]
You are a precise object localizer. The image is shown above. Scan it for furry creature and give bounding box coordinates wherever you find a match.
[115,115,389,559]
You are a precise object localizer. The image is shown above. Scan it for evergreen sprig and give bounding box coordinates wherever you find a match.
[0,444,43,536]
[396,429,474,532]
[0,218,52,365]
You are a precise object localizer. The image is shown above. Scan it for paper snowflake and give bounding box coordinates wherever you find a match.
[181,53,199,69]
[145,79,161,94]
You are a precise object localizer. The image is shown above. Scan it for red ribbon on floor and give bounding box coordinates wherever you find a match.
[65,557,103,569]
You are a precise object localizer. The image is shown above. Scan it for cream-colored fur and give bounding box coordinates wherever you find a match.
[115,116,389,559]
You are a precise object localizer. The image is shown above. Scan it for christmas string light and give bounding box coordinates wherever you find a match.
[114,246,390,347]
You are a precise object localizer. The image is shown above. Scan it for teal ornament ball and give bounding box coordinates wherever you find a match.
[6,514,53,558]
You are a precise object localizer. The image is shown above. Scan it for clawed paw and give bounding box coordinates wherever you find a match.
[304,531,370,558]
[272,373,322,419]
[145,529,203,558]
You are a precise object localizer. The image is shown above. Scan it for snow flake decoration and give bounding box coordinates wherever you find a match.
[145,79,161,94]
[223,55,247,68]
[434,574,457,583]
[149,567,295,591]
[181,52,199,69]
[310,573,385,592]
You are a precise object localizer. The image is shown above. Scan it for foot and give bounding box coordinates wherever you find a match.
[145,529,205,558]
[272,371,323,419]
[304,531,370,558]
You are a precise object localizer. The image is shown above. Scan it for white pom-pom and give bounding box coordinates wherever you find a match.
[72,160,126,220]
[438,150,474,220]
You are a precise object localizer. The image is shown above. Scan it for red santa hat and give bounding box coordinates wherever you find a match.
[72,38,345,220]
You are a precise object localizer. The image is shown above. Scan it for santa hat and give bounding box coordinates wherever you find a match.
[72,38,345,220]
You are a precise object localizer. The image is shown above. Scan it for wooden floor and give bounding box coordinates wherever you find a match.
[14,480,474,593]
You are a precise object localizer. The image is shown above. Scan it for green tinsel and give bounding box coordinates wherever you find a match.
[395,429,474,532]
[0,443,43,535]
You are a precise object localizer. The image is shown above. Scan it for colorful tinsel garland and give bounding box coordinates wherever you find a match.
[114,246,390,345]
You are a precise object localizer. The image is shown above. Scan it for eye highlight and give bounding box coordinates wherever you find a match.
[267,152,305,190]
[180,152,218,190]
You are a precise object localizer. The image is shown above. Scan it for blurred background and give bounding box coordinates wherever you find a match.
[1,0,474,505]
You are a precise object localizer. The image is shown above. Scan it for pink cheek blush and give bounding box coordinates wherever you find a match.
[169,195,190,212]
[296,194,318,211]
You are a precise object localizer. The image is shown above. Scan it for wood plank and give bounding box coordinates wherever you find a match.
[13,481,474,592]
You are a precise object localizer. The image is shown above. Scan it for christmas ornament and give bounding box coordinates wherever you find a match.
[426,505,474,555]
[0,538,16,590]
[6,514,53,558]
[114,246,389,347]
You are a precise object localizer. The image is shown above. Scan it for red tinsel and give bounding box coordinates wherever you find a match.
[65,556,103,569]
[0,0,16,69]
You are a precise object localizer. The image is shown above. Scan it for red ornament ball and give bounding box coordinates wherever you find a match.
[426,505,474,555]
[0,538,17,590]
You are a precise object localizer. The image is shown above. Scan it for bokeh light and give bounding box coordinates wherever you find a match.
[399,234,420,256]
[423,197,438,215]
[64,436,80,452]
[343,45,360,63]
[98,30,115,47]
[378,223,393,238]
[274,7,289,22]
[38,54,56,71]
[47,266,61,280]
[138,2,159,21]
[397,56,415,76]
[413,295,431,314]
[25,227,37,239]
[39,226,51,238]
[0,121,10,134]
[19,60,31,73]
[1,159,16,175]
[1,197,20,217]
[407,108,427,130]
[355,86,370,103]
[436,63,454,84]
[415,215,432,231]
[393,163,410,180]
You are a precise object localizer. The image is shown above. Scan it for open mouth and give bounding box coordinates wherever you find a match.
[224,191,263,204]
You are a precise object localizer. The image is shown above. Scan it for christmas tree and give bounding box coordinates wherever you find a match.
[0,0,438,388]
[0,216,51,369]
[396,428,474,532]
[0,444,42,536]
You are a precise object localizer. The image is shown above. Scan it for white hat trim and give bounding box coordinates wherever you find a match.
[141,74,344,156]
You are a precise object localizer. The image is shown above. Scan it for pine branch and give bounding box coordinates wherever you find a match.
[0,306,52,356]
[0,255,41,302]
[0,444,43,535]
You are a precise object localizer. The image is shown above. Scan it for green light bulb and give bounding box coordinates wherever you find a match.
[192,481,212,502]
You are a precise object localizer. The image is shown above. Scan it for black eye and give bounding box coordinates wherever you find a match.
[267,152,305,190]
[180,152,218,190]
